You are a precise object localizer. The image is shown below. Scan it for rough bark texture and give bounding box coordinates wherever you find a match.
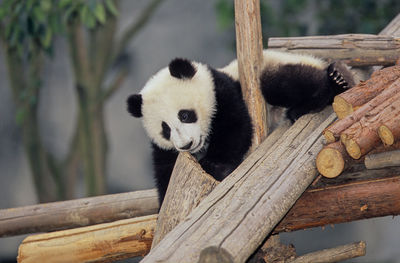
[0,189,158,237]
[17,215,157,263]
[234,0,267,146]
[268,34,400,67]
[152,153,219,248]
[365,150,400,169]
[141,109,335,263]
[341,93,400,159]
[332,66,400,119]
[275,167,400,233]
[287,241,366,263]
[316,141,350,178]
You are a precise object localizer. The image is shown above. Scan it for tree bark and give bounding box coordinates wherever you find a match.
[141,109,335,263]
[268,34,400,67]
[234,0,267,146]
[0,189,158,237]
[152,153,219,248]
[17,215,157,263]
[341,93,400,159]
[332,65,400,119]
[287,241,366,263]
[365,150,400,169]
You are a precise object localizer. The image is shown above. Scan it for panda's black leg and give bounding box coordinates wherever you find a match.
[327,62,355,93]
[199,158,236,181]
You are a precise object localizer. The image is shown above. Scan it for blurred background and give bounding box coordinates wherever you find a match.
[0,0,399,262]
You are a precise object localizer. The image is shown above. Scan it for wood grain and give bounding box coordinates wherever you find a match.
[0,189,158,237]
[268,34,400,67]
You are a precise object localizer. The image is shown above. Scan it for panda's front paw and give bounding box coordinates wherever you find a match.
[199,159,235,181]
[327,62,355,91]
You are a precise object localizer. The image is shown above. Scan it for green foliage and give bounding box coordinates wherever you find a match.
[0,0,119,58]
[215,0,400,45]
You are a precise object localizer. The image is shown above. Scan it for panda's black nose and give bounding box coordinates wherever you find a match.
[180,141,193,150]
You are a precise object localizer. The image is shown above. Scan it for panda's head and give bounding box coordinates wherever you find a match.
[127,58,216,153]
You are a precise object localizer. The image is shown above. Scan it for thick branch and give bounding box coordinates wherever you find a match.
[268,34,400,67]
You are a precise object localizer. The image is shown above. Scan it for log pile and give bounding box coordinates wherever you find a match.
[317,65,400,178]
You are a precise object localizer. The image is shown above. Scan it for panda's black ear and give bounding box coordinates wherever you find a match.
[127,94,143,118]
[169,58,196,79]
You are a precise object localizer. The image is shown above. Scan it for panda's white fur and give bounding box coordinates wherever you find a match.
[140,62,216,152]
[127,50,353,204]
[220,50,327,81]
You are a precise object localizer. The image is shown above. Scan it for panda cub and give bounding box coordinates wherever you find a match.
[127,50,353,204]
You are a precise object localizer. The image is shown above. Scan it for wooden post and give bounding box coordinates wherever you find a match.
[234,0,268,145]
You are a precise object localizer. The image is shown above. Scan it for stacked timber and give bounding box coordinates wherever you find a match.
[317,65,400,178]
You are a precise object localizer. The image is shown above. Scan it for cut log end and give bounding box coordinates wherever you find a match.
[378,125,394,146]
[341,135,362,159]
[333,96,353,119]
[323,130,336,144]
[316,148,345,178]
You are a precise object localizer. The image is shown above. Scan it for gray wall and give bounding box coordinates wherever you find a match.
[0,1,399,262]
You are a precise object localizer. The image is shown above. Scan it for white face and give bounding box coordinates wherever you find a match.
[140,62,216,153]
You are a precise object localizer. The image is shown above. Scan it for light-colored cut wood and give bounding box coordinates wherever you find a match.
[287,241,366,263]
[152,153,219,248]
[141,108,336,263]
[365,150,400,169]
[268,34,400,67]
[316,141,349,178]
[17,215,157,263]
[235,0,267,146]
[0,189,158,237]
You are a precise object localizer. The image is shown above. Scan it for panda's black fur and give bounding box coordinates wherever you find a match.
[127,51,353,205]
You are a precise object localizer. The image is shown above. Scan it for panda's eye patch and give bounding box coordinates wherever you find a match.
[178,110,197,123]
[161,121,171,140]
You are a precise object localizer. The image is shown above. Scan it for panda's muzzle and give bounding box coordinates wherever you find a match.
[178,141,193,151]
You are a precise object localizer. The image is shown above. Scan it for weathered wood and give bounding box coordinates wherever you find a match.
[234,0,267,145]
[17,214,157,263]
[287,241,366,263]
[268,34,400,67]
[365,150,400,169]
[141,108,335,263]
[316,141,350,178]
[0,189,158,237]
[275,170,400,233]
[332,66,400,119]
[152,153,219,248]
[379,13,400,36]
[341,92,400,159]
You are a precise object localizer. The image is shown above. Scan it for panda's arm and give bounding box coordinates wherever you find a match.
[151,143,178,205]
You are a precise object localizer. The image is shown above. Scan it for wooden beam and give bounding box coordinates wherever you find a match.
[17,215,157,263]
[141,108,336,263]
[234,0,267,145]
[151,153,219,248]
[0,189,158,237]
[268,34,400,67]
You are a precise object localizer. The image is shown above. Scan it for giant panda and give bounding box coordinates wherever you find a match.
[127,50,353,204]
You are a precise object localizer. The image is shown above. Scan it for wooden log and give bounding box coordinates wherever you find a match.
[275,170,400,233]
[141,108,336,263]
[234,0,267,145]
[268,34,400,67]
[287,241,366,263]
[325,77,400,142]
[0,189,158,237]
[379,13,400,36]
[151,153,219,248]
[332,66,400,119]
[316,141,350,178]
[341,93,400,159]
[17,214,157,263]
[365,150,400,169]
